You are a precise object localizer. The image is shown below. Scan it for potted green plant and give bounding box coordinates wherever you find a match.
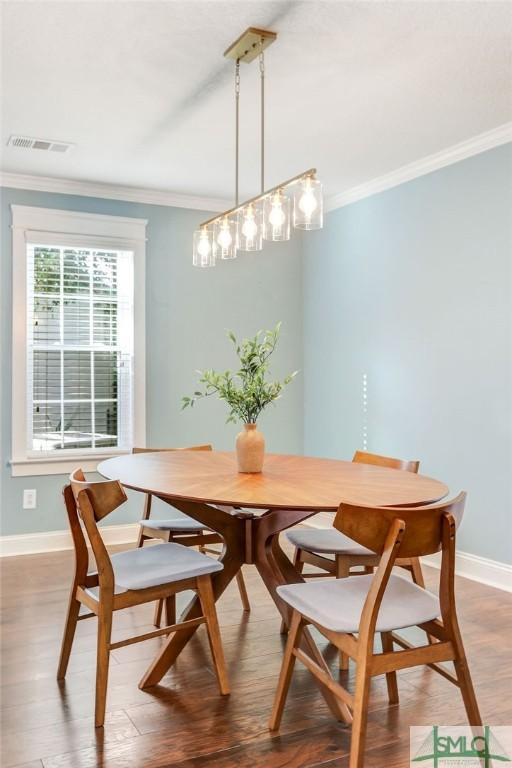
[182,323,297,473]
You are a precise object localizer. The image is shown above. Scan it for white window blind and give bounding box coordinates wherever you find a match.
[26,243,134,455]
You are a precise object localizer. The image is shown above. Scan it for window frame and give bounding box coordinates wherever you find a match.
[11,205,146,477]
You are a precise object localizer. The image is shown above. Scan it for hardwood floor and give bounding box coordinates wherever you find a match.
[1,540,511,768]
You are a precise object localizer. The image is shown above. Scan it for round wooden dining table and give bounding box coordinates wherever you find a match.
[98,450,448,721]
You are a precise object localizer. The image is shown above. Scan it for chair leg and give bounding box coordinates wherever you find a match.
[349,659,372,768]
[409,557,426,588]
[197,575,230,696]
[269,610,303,731]
[456,659,482,726]
[165,595,176,626]
[408,558,436,646]
[452,636,482,725]
[57,591,81,680]
[153,599,164,628]
[153,531,173,628]
[280,549,304,634]
[95,603,113,728]
[381,632,399,704]
[137,493,152,547]
[235,568,251,612]
[336,556,351,670]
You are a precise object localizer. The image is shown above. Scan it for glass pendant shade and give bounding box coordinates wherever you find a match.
[192,228,216,267]
[263,190,291,241]
[293,177,323,230]
[213,217,237,259]
[237,204,263,251]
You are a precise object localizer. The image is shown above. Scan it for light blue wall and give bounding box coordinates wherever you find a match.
[303,143,512,564]
[2,145,511,564]
[0,188,303,535]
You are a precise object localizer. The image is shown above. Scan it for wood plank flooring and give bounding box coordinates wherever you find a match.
[1,541,511,768]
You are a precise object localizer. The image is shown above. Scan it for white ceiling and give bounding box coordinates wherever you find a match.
[2,1,511,202]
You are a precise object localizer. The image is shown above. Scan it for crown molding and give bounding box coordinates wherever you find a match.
[2,122,511,213]
[0,171,232,212]
[325,121,512,212]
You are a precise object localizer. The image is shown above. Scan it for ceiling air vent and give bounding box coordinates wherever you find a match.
[7,135,74,153]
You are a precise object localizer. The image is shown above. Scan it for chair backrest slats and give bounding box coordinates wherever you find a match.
[352,450,419,474]
[70,470,127,523]
[334,492,466,559]
[67,469,128,591]
[62,483,90,580]
[358,517,406,641]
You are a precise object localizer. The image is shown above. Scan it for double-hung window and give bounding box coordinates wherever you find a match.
[11,206,146,476]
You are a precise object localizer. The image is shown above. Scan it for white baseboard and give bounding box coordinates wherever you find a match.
[1,524,511,594]
[421,550,512,593]
[0,523,139,557]
[302,516,511,593]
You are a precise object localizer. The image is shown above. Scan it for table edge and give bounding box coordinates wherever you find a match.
[97,456,449,511]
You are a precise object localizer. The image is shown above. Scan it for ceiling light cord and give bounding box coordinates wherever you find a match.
[235,58,240,207]
[260,41,265,194]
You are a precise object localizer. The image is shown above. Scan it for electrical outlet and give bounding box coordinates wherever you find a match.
[23,489,37,509]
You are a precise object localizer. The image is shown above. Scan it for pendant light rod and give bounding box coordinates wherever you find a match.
[235,58,240,206]
[260,44,265,194]
[199,168,317,229]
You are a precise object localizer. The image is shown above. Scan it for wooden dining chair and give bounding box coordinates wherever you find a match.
[134,445,250,627]
[57,469,230,728]
[285,450,424,667]
[270,492,481,768]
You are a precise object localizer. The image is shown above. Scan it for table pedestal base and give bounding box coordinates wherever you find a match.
[138,501,351,723]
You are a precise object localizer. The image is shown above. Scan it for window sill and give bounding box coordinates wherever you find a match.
[10,452,130,477]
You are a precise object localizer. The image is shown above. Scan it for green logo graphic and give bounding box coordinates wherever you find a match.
[412,726,511,767]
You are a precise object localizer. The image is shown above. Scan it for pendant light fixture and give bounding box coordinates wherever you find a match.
[192,27,323,267]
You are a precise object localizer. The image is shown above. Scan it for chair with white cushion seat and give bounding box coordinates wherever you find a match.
[134,445,250,627]
[276,573,440,635]
[284,450,424,667]
[141,517,207,533]
[107,542,224,591]
[57,469,230,728]
[270,492,482,768]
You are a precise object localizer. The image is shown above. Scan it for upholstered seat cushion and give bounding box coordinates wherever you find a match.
[286,528,373,556]
[140,516,209,533]
[109,542,222,591]
[277,574,440,633]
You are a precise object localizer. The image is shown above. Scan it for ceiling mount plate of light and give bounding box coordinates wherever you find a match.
[224,26,277,63]
[193,26,323,268]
